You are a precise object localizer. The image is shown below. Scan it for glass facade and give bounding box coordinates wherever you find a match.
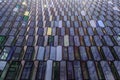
[0,0,120,79]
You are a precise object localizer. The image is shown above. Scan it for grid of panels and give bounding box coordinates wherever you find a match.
[0,0,120,79]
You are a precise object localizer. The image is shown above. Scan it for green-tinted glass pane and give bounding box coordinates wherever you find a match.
[0,36,5,45]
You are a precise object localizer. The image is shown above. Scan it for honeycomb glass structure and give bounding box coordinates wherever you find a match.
[0,0,120,80]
